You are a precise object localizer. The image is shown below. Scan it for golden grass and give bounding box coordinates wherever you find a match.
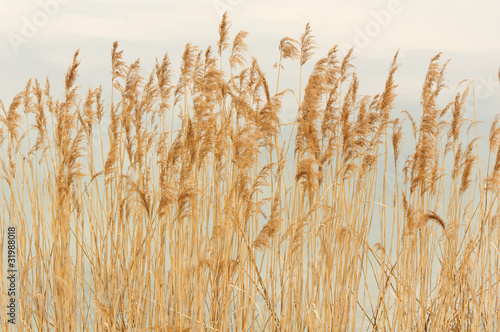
[0,14,499,331]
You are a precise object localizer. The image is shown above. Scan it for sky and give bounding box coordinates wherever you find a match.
[0,0,499,125]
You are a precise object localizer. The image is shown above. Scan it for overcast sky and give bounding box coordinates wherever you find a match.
[0,0,499,125]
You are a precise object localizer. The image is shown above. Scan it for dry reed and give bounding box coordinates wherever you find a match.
[0,14,499,332]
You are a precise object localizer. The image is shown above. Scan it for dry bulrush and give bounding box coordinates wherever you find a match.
[392,117,403,164]
[296,56,327,159]
[252,195,282,251]
[299,22,316,67]
[416,211,445,231]
[1,13,499,332]
[218,12,231,58]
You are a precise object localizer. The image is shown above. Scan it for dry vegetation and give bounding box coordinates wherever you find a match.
[1,14,499,331]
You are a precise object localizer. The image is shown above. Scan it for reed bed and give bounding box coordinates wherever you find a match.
[1,14,499,331]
